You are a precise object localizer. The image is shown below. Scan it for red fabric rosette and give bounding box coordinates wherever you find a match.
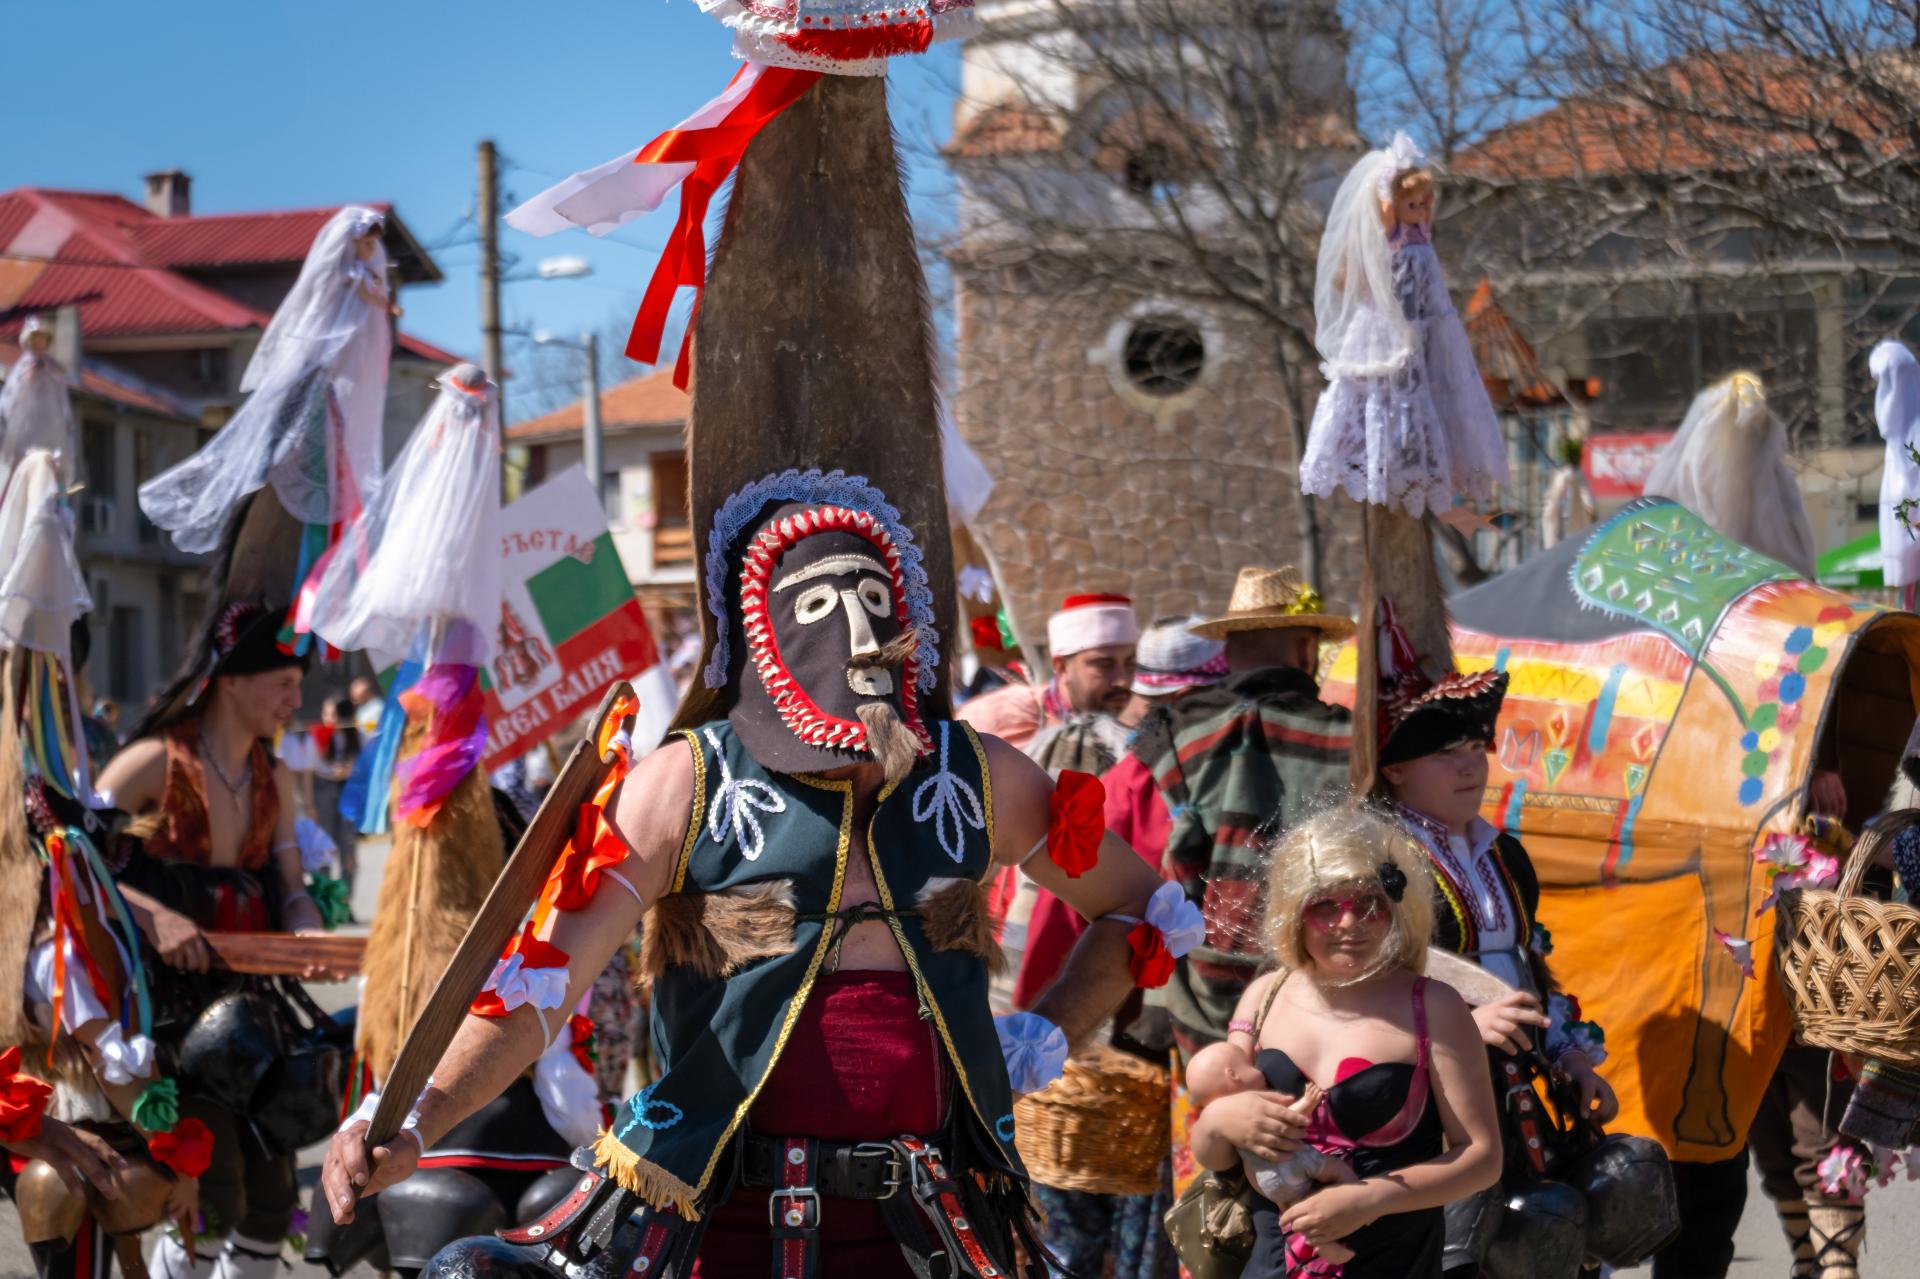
[1126,921,1176,989]
[0,1047,52,1146]
[148,1117,214,1178]
[1047,770,1106,878]
[566,1013,597,1077]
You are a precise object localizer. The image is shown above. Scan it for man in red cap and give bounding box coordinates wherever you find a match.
[956,594,1139,749]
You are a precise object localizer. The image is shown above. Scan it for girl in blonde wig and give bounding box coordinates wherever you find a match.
[1188,807,1500,1279]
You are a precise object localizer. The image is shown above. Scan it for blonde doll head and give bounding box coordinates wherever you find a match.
[1265,805,1433,985]
[1381,167,1435,232]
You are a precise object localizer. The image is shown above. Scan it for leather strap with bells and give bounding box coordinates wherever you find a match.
[882,1135,1008,1279]
[770,1136,822,1279]
[1500,1058,1550,1176]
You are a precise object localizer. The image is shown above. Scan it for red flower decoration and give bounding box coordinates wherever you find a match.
[1127,921,1176,989]
[148,1117,215,1179]
[1048,771,1105,878]
[567,1013,597,1076]
[0,1047,52,1145]
[970,615,1005,652]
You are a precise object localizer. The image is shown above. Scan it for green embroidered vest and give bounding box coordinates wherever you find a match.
[595,718,1024,1216]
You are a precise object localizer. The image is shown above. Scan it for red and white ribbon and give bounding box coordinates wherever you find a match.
[506,62,824,388]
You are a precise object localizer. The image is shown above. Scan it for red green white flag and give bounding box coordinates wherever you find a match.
[482,465,678,769]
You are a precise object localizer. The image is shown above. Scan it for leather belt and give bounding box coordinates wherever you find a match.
[741,1134,905,1201]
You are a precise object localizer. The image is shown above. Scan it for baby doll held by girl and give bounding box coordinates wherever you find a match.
[1188,807,1502,1279]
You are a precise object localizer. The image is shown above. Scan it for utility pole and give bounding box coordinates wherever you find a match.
[582,330,605,514]
[479,140,505,430]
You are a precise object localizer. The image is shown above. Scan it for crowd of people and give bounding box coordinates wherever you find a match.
[7,7,1920,1279]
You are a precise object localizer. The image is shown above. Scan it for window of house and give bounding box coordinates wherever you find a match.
[192,347,229,390]
[82,420,115,497]
[1122,318,1206,397]
[651,451,692,568]
[133,432,161,542]
[110,605,142,702]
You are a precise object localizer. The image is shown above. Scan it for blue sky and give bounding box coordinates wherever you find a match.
[4,1,959,415]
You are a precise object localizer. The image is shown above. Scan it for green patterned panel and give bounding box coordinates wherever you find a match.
[1571,501,1796,659]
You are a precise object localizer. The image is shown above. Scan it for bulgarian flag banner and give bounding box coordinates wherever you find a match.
[482,465,677,770]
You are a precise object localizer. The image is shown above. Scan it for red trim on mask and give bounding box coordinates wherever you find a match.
[738,505,932,756]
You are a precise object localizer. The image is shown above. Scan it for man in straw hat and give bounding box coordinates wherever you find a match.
[1128,568,1355,1197]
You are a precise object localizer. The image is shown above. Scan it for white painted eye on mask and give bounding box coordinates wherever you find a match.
[857,579,891,618]
[795,583,839,625]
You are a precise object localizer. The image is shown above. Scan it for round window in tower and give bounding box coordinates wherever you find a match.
[1121,317,1206,397]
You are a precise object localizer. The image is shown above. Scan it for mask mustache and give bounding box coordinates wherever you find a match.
[857,701,921,786]
[847,628,919,674]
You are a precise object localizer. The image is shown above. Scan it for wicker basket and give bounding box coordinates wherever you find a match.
[1776,822,1920,1066]
[1013,1043,1169,1196]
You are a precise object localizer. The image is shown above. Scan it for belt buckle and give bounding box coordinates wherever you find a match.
[853,1142,905,1200]
[903,1140,949,1198]
[769,1186,821,1230]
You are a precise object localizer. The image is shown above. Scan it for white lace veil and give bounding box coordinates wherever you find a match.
[1314,134,1423,379]
[243,206,387,392]
[1642,373,1817,576]
[305,364,501,670]
[139,206,392,553]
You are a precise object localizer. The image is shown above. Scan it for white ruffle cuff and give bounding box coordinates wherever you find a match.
[996,1012,1068,1095]
[482,953,570,1014]
[1146,881,1207,958]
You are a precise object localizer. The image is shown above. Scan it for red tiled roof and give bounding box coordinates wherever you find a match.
[1457,52,1902,181]
[128,204,390,268]
[506,367,689,442]
[0,187,453,361]
[1,341,196,421]
[947,106,1066,158]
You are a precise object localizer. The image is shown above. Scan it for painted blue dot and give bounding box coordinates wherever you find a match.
[1779,673,1806,705]
[1783,626,1813,655]
[1740,732,1758,751]
[1738,777,1764,806]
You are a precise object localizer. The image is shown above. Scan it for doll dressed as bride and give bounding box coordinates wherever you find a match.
[1300,134,1506,522]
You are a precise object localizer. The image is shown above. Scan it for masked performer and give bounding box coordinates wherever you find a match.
[1,316,76,494]
[138,206,395,651]
[325,23,1191,1272]
[2,450,206,1279]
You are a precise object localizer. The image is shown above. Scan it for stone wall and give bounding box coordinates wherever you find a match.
[951,271,1363,643]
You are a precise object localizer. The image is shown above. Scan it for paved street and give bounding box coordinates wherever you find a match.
[4,838,1917,1275]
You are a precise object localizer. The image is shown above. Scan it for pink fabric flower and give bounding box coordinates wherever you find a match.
[1714,929,1755,979]
[1816,1144,1870,1200]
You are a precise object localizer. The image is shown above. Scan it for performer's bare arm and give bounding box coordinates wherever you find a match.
[98,739,215,973]
[981,734,1163,1047]
[322,737,694,1223]
[270,762,329,937]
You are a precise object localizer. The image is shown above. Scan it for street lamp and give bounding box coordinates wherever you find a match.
[533,330,605,513]
[536,255,593,280]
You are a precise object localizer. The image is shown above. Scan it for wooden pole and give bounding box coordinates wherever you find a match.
[479,140,505,434]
